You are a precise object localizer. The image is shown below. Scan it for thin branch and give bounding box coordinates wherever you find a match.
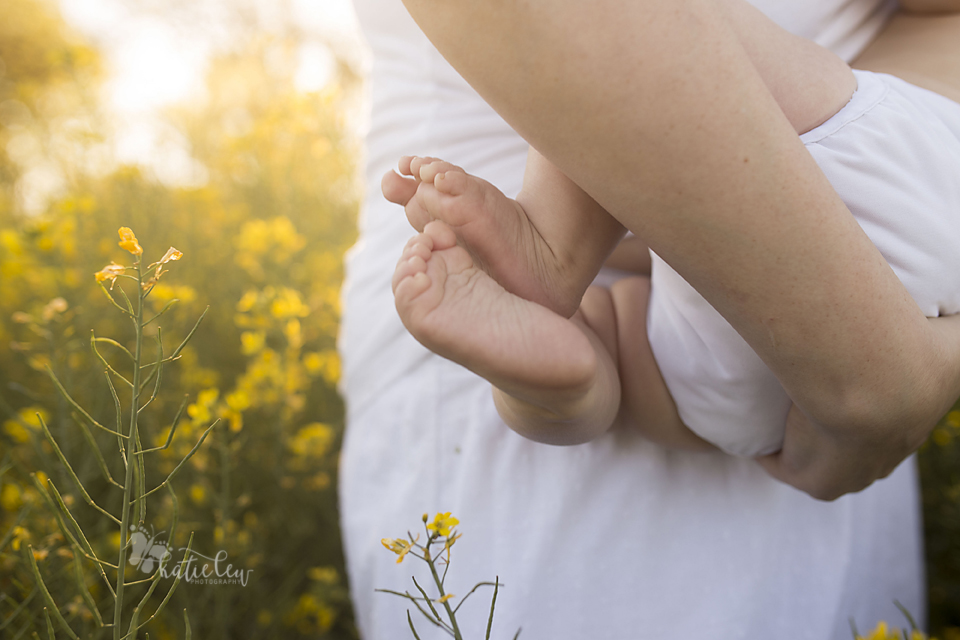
[128,533,196,637]
[104,371,127,469]
[141,420,219,499]
[43,476,120,572]
[46,366,126,439]
[44,608,55,640]
[72,553,105,627]
[25,546,80,640]
[115,283,135,316]
[71,413,123,489]
[91,334,134,389]
[0,587,37,632]
[92,337,134,361]
[407,611,424,640]
[98,283,133,317]
[412,576,449,634]
[452,581,499,615]
[167,307,208,363]
[138,329,164,413]
[376,590,451,635]
[143,299,178,327]
[485,578,499,640]
[135,396,188,455]
[37,414,121,525]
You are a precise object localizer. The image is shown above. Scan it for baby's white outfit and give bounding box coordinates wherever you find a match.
[650,69,960,456]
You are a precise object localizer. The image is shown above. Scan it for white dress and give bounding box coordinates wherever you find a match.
[338,0,924,638]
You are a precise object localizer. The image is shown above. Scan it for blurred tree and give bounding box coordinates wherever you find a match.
[0,0,359,638]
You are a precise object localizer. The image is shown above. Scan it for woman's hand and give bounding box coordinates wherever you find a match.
[759,313,960,500]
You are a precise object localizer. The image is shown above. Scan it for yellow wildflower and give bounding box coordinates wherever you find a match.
[437,594,455,603]
[857,622,903,640]
[157,246,182,265]
[42,297,68,320]
[1,484,23,511]
[151,246,183,280]
[189,483,207,505]
[10,526,29,551]
[427,512,459,537]
[95,262,125,287]
[241,331,266,355]
[289,423,335,458]
[117,227,143,255]
[381,537,415,564]
[933,428,952,447]
[444,531,463,555]
[947,410,960,428]
[307,566,339,584]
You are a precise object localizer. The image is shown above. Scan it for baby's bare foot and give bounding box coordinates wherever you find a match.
[393,220,598,396]
[383,156,581,317]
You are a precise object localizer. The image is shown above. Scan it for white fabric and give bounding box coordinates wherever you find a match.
[339,1,924,639]
[652,70,960,457]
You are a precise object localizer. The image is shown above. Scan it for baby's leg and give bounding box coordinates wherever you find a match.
[383,149,625,318]
[606,278,715,451]
[393,220,620,445]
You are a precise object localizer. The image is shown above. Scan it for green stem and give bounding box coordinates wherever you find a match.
[426,541,463,640]
[114,260,145,640]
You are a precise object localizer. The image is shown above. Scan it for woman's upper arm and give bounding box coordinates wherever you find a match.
[399,0,960,494]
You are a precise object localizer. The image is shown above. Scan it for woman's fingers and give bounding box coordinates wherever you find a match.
[756,403,911,501]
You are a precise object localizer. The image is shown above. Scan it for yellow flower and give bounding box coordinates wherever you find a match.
[1,484,23,511]
[427,512,459,537]
[10,526,29,551]
[933,428,952,447]
[117,227,143,255]
[189,483,207,505]
[95,262,125,287]
[157,246,182,265]
[436,594,454,603]
[381,537,416,563]
[241,331,266,355]
[307,566,339,584]
[288,423,335,458]
[444,531,462,555]
[857,622,904,640]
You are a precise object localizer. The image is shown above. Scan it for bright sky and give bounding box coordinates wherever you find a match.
[54,0,365,187]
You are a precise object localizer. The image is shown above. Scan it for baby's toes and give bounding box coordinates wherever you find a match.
[392,252,428,296]
[432,169,472,197]
[401,233,434,261]
[382,169,419,205]
[423,220,458,251]
[407,156,446,180]
[419,159,463,184]
[394,270,434,316]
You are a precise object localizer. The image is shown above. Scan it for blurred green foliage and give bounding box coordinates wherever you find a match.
[920,411,960,638]
[0,0,358,637]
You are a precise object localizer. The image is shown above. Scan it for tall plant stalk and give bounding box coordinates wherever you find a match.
[23,228,216,639]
